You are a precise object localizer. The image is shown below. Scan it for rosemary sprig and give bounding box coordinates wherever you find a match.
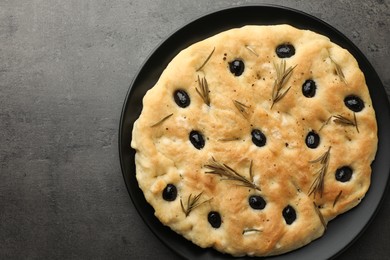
[180,192,212,217]
[329,56,347,84]
[245,45,259,57]
[242,228,262,235]
[196,47,215,71]
[196,75,210,106]
[308,146,331,198]
[313,202,327,229]
[333,113,359,133]
[271,60,297,109]
[218,137,241,142]
[319,114,359,133]
[205,158,260,191]
[150,113,173,127]
[233,100,250,119]
[333,190,343,208]
[333,114,354,125]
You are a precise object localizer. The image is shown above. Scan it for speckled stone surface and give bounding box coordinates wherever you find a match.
[0,0,389,259]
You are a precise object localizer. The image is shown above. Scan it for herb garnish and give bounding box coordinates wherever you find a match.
[271,60,297,109]
[333,113,359,133]
[319,116,333,132]
[308,146,331,198]
[333,190,343,208]
[180,192,212,217]
[233,100,250,119]
[196,47,215,72]
[319,114,359,133]
[313,202,327,229]
[218,137,241,142]
[245,45,259,57]
[329,56,347,84]
[242,228,262,235]
[196,75,210,106]
[205,158,260,191]
[150,113,173,127]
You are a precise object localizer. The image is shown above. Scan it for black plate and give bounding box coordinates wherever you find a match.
[119,5,390,260]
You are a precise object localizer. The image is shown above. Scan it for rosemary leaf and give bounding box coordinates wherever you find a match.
[333,190,343,208]
[233,99,250,119]
[245,45,259,57]
[330,56,347,84]
[249,160,253,182]
[196,47,215,71]
[180,192,212,217]
[242,228,262,235]
[150,113,173,127]
[196,75,210,106]
[205,158,260,191]
[319,116,332,132]
[313,202,327,229]
[308,147,331,198]
[218,137,241,142]
[180,197,186,216]
[354,112,359,133]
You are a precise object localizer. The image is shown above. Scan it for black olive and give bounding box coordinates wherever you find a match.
[173,89,190,108]
[344,95,364,112]
[189,130,205,150]
[276,43,295,58]
[249,195,266,210]
[302,79,317,98]
[282,205,296,225]
[208,211,221,228]
[335,166,353,182]
[305,131,320,149]
[229,59,245,76]
[162,184,177,201]
[251,129,266,147]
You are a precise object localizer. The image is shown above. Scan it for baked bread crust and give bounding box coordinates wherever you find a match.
[131,25,378,256]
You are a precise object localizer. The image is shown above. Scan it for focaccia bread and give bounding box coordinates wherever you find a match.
[131,25,378,256]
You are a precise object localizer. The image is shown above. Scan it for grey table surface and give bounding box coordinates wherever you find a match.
[1,0,389,259]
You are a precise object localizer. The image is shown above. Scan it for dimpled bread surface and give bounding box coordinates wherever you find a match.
[131,24,378,257]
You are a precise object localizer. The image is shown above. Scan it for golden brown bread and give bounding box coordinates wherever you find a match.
[131,24,378,256]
